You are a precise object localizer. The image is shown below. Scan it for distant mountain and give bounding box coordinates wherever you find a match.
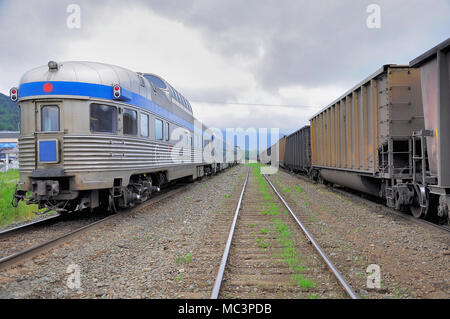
[0,93,19,131]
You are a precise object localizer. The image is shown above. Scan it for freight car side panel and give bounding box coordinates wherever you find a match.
[278,136,286,167]
[284,126,311,172]
[310,65,424,178]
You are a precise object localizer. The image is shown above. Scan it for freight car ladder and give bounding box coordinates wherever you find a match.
[412,130,432,186]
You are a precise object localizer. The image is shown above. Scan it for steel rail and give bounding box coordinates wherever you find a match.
[211,167,250,299]
[0,184,189,271]
[283,168,450,234]
[0,213,62,239]
[264,174,359,299]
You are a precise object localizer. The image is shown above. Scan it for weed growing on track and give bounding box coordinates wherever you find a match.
[0,169,45,227]
[176,252,193,264]
[293,185,304,194]
[251,163,316,291]
[256,237,269,250]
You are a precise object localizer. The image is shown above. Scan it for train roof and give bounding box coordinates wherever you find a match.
[142,73,193,113]
[410,38,450,67]
[287,125,310,139]
[20,61,148,94]
[309,64,408,120]
[18,61,193,114]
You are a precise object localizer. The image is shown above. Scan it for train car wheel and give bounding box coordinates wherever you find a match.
[108,190,118,214]
[410,185,428,219]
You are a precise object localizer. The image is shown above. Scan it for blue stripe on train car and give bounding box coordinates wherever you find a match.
[18,81,204,135]
[39,140,58,163]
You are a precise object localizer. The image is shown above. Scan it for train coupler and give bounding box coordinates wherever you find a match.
[11,183,27,207]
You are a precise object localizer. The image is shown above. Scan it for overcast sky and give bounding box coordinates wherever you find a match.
[0,0,449,136]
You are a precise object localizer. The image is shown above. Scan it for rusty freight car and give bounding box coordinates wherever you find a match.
[309,64,427,216]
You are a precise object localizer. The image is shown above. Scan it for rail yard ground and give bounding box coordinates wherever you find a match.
[0,164,449,299]
[271,169,450,299]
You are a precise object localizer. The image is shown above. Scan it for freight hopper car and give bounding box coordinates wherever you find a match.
[409,38,450,224]
[310,64,431,219]
[284,126,311,174]
[262,136,286,167]
[10,61,234,213]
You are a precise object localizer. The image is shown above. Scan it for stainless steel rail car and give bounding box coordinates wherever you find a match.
[10,61,235,213]
[410,38,450,223]
[284,126,311,173]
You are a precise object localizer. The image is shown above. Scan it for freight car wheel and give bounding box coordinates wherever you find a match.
[410,186,428,219]
[410,203,427,219]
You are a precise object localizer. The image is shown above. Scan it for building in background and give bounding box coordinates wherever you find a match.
[0,131,19,171]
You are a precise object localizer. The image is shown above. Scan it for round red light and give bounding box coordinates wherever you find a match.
[12,90,16,94]
[114,86,120,91]
[43,83,53,93]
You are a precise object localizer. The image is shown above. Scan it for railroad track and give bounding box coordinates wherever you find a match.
[0,182,191,271]
[282,168,450,234]
[0,213,63,239]
[211,166,357,299]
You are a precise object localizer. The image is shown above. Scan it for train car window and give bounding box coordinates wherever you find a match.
[123,109,137,135]
[165,122,169,141]
[155,119,163,140]
[138,75,145,87]
[175,91,181,104]
[140,113,149,137]
[169,86,175,97]
[41,105,60,132]
[143,74,166,89]
[90,104,117,133]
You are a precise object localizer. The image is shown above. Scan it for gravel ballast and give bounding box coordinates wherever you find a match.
[270,169,450,299]
[0,165,246,298]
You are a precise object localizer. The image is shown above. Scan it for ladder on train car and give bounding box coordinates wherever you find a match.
[412,130,433,187]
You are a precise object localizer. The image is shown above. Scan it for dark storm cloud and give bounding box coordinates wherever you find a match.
[143,0,450,91]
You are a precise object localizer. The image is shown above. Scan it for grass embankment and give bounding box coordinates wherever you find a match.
[249,163,316,291]
[0,169,41,227]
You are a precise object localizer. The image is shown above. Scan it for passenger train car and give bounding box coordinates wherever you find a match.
[269,38,450,224]
[10,61,237,213]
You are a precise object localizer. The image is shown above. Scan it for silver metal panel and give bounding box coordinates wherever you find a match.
[63,135,203,172]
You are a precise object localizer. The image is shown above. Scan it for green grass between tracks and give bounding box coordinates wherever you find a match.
[250,163,316,291]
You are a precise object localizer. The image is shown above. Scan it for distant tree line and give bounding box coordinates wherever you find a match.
[0,93,19,131]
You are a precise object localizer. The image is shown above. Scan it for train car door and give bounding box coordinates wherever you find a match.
[35,101,64,169]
